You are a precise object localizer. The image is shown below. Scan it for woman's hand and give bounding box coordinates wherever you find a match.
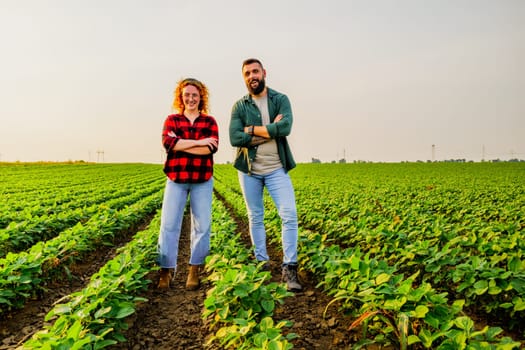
[196,137,218,149]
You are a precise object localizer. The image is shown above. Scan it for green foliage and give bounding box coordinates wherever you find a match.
[203,197,295,349]
[214,163,524,348]
[0,164,164,315]
[21,212,161,349]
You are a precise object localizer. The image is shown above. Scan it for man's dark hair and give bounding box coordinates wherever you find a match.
[242,58,263,69]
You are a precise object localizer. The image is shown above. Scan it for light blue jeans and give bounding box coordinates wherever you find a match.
[157,178,213,269]
[238,168,298,265]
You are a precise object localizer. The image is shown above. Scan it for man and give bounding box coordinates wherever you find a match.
[229,58,302,292]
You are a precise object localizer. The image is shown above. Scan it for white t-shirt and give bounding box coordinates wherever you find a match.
[251,95,282,175]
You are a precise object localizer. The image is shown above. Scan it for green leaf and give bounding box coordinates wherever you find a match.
[71,336,95,350]
[424,314,440,329]
[0,289,16,297]
[498,302,513,309]
[204,296,216,309]
[261,299,275,313]
[513,297,525,312]
[52,316,68,334]
[383,297,406,311]
[473,280,488,295]
[350,255,360,270]
[66,319,83,339]
[357,288,374,297]
[414,305,429,318]
[0,297,13,306]
[94,306,112,319]
[233,286,249,298]
[510,278,525,294]
[218,305,230,320]
[407,335,421,345]
[508,257,522,272]
[418,328,433,348]
[50,305,72,318]
[114,305,135,319]
[488,285,502,295]
[397,279,413,296]
[375,273,390,285]
[94,339,118,349]
[253,332,268,346]
[259,316,274,331]
[454,316,473,331]
[268,339,286,350]
[485,327,503,340]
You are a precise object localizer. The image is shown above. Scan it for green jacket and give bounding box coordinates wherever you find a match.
[229,87,296,174]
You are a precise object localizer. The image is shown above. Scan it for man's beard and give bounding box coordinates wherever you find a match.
[247,77,266,95]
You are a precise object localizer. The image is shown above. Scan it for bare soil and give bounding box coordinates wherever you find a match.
[0,199,357,350]
[111,197,357,349]
[0,217,153,349]
[2,195,523,349]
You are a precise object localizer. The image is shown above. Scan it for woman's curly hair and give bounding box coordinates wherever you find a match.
[173,78,210,114]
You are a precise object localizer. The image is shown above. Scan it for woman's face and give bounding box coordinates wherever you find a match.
[182,84,200,113]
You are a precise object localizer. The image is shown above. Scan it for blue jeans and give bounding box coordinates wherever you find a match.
[157,178,213,269]
[238,168,298,265]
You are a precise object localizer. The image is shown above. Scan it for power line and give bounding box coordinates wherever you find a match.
[96,149,105,163]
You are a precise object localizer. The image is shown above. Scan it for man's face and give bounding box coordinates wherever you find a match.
[243,62,266,95]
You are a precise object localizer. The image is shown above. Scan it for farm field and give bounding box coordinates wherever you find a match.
[0,162,524,349]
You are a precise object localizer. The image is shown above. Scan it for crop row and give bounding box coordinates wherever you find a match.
[0,164,162,219]
[18,193,294,349]
[0,190,162,314]
[286,163,525,329]
[203,195,295,349]
[213,163,524,348]
[214,163,525,324]
[22,212,163,349]
[0,174,162,228]
[0,182,163,257]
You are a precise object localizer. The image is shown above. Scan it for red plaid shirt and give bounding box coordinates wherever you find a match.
[162,113,219,183]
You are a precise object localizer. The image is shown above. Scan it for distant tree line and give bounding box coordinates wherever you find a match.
[309,158,525,164]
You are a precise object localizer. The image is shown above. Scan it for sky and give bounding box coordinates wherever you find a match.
[1,0,524,164]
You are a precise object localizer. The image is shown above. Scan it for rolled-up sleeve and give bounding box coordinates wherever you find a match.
[266,94,293,138]
[162,116,179,152]
[229,102,252,147]
[208,117,219,153]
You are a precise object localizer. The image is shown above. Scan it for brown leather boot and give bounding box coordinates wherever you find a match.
[157,268,172,289]
[186,265,200,290]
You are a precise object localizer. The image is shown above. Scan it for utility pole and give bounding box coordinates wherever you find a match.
[96,149,105,163]
[482,145,485,162]
[432,144,435,162]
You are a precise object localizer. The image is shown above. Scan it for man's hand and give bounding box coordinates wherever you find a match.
[250,136,269,146]
[244,114,284,135]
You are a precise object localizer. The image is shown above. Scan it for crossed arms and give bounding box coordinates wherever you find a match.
[168,131,218,155]
[243,114,283,146]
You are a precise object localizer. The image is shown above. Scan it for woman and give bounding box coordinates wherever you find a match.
[157,78,219,290]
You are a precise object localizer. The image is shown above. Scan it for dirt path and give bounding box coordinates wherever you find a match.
[110,214,211,350]
[1,201,356,349]
[112,194,355,349]
[217,195,355,349]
